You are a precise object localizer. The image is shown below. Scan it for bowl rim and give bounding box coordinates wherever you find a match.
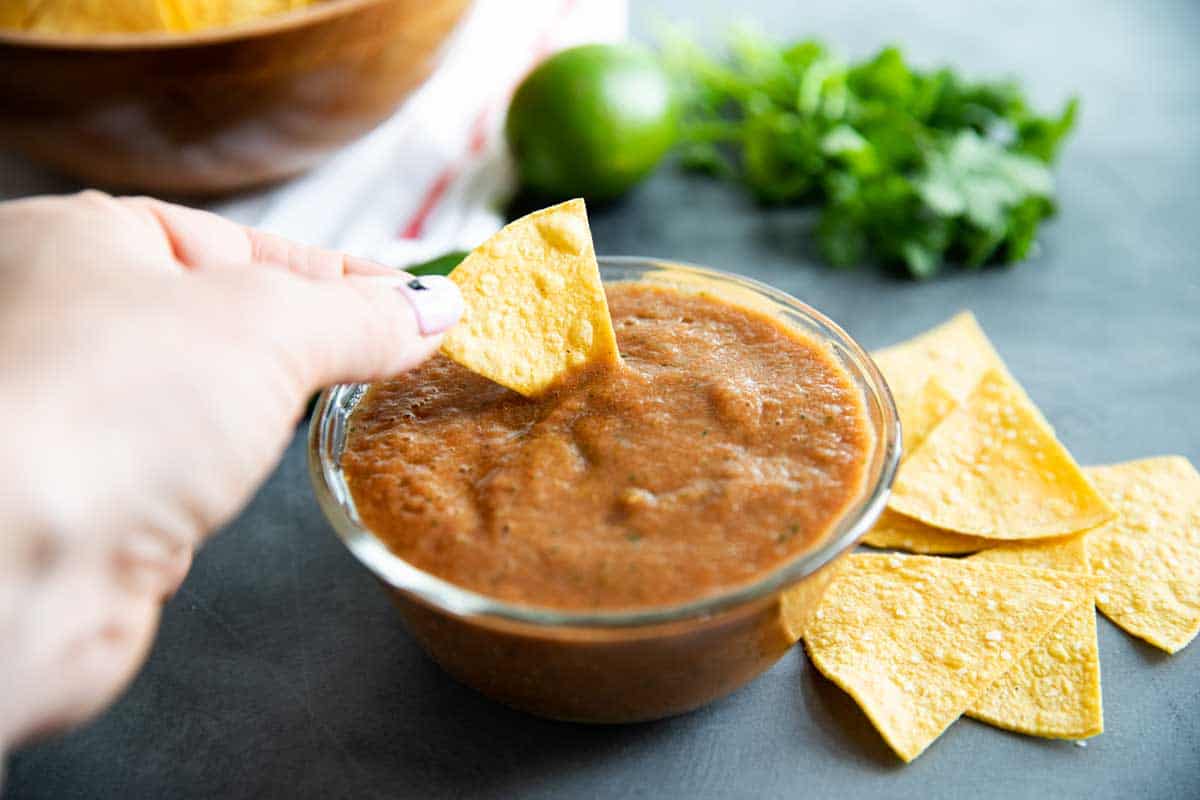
[309,256,902,629]
[0,0,412,51]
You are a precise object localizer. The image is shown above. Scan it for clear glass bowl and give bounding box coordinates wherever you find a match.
[309,257,901,722]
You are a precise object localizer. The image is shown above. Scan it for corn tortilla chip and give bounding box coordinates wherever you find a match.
[224,0,298,24]
[778,554,851,642]
[0,1,43,27]
[898,376,957,456]
[1085,457,1200,653]
[166,0,304,30]
[968,536,1103,739]
[805,553,1092,761]
[871,311,1055,444]
[971,533,1088,572]
[25,0,168,32]
[156,0,189,29]
[889,370,1114,538]
[862,376,989,555]
[441,199,620,397]
[862,508,993,555]
[872,312,1010,408]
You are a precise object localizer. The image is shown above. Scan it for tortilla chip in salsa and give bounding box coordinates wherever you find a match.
[441,199,620,397]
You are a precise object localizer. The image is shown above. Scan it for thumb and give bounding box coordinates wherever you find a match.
[234,269,464,392]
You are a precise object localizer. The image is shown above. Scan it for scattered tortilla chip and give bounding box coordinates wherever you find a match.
[971,534,1088,572]
[872,312,1010,407]
[441,199,620,397]
[805,553,1092,761]
[779,553,851,642]
[898,376,957,456]
[968,536,1103,739]
[864,375,987,555]
[889,370,1114,539]
[862,508,993,555]
[1085,457,1200,653]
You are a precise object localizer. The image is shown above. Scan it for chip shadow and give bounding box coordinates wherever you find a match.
[794,648,903,769]
[1111,619,1174,666]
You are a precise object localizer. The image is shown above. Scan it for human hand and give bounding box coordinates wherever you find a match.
[0,191,462,751]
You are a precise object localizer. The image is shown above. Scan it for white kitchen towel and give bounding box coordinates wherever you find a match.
[249,0,628,268]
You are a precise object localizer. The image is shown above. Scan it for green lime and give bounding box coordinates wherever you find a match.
[506,43,678,201]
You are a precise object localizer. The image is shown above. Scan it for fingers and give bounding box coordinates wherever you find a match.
[0,191,176,278]
[244,228,393,278]
[205,267,464,392]
[0,554,162,748]
[122,196,391,278]
[291,272,464,388]
[19,596,163,746]
[117,195,464,389]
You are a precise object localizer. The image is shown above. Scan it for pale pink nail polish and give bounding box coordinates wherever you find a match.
[396,274,463,335]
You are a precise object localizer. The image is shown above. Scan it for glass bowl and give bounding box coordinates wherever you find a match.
[309,257,901,723]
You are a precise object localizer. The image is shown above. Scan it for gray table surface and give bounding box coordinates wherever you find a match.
[5,1,1200,798]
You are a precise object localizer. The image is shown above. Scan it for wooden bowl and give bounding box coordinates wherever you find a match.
[0,0,471,196]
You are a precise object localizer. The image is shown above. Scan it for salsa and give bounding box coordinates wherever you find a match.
[342,284,873,611]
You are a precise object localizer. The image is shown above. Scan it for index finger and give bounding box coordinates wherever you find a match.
[121,197,392,279]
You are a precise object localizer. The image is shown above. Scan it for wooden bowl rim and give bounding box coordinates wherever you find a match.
[0,0,429,51]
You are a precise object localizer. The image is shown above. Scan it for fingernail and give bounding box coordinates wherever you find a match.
[395,274,463,335]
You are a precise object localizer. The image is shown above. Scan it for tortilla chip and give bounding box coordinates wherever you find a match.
[805,553,1092,761]
[872,312,1010,407]
[5,0,306,33]
[25,0,168,32]
[968,536,1103,739]
[226,0,296,23]
[779,554,851,642]
[441,199,620,397]
[899,376,957,456]
[971,534,1087,572]
[865,374,985,555]
[168,0,301,29]
[0,1,43,27]
[172,0,231,28]
[888,370,1114,539]
[156,0,189,29]
[866,376,982,559]
[1085,457,1200,653]
[862,508,993,555]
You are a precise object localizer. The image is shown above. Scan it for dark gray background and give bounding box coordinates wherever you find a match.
[4,0,1200,798]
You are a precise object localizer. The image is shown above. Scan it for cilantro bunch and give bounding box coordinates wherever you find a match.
[663,30,1078,278]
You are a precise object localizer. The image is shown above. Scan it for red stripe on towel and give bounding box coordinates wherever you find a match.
[397,0,580,241]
